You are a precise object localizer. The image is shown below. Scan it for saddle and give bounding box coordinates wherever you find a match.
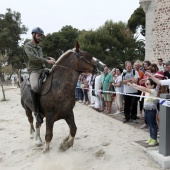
[26,70,50,94]
[38,70,50,94]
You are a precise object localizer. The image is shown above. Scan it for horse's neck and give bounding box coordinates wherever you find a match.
[52,68,79,88]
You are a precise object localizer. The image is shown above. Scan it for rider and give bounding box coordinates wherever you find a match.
[24,27,55,123]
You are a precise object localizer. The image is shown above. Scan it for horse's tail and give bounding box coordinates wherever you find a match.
[18,69,23,87]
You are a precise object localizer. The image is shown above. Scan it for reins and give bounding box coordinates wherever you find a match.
[40,50,97,96]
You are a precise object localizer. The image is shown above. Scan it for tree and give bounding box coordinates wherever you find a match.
[0,8,28,101]
[127,7,145,36]
[78,20,145,68]
[41,25,80,60]
[0,8,28,69]
[0,52,8,101]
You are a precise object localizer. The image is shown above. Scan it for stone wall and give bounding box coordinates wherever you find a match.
[140,0,170,63]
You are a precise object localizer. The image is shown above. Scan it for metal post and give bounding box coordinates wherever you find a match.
[159,94,170,156]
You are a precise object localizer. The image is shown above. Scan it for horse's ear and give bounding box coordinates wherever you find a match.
[75,41,80,52]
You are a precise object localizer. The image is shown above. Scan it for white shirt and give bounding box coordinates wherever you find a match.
[95,75,102,96]
[122,70,139,93]
[144,89,158,109]
[160,79,170,90]
[114,75,123,93]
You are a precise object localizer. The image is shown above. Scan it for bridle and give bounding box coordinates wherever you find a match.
[51,50,98,73]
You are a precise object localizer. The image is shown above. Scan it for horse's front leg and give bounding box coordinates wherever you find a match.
[43,116,54,153]
[34,122,43,147]
[25,107,35,139]
[59,111,77,151]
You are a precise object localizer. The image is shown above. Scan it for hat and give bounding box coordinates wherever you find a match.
[154,71,165,79]
[164,61,170,66]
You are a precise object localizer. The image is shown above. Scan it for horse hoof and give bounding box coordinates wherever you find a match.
[30,134,34,139]
[43,148,49,153]
[35,140,43,147]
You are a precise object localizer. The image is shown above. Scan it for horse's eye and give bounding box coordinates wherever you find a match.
[80,56,83,59]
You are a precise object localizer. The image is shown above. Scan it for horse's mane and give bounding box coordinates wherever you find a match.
[55,50,73,65]
[50,50,73,72]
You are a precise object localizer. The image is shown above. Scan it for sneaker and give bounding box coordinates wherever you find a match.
[123,119,129,123]
[114,111,121,115]
[130,119,138,124]
[140,124,148,129]
[149,139,158,146]
[146,137,152,144]
[95,108,102,112]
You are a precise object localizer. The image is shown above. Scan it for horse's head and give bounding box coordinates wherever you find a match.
[52,42,105,74]
[70,42,105,74]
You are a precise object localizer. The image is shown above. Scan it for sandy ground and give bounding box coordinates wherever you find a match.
[0,87,161,170]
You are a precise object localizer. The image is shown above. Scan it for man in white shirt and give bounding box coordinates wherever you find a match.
[157,58,164,72]
[122,61,139,123]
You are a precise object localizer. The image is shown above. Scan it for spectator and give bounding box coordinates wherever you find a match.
[112,67,123,114]
[134,61,144,117]
[93,72,102,112]
[87,74,95,106]
[128,79,158,146]
[154,71,168,131]
[76,74,83,102]
[157,58,164,72]
[141,60,151,73]
[122,61,139,123]
[164,61,170,79]
[101,67,113,114]
[82,76,89,105]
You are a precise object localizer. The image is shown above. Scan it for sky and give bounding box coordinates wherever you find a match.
[0,0,141,42]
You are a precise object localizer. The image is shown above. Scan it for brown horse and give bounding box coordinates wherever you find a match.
[20,43,105,152]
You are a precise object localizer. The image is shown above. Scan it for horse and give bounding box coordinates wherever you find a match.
[20,42,105,153]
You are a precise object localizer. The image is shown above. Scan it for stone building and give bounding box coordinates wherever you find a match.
[139,0,170,63]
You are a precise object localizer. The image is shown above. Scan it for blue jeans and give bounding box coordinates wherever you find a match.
[144,109,158,140]
[83,89,89,102]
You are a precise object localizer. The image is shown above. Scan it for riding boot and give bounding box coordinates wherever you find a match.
[30,89,43,123]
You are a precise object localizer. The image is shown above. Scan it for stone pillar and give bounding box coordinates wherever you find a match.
[159,94,170,156]
[139,0,151,13]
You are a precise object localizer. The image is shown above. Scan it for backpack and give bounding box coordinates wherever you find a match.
[122,69,135,80]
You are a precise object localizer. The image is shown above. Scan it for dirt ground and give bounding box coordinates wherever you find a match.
[0,86,161,170]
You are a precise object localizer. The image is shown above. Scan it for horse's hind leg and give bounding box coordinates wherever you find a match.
[59,111,77,151]
[34,122,43,147]
[25,107,35,139]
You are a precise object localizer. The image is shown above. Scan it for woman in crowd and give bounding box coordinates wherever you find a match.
[128,79,158,146]
[112,67,123,114]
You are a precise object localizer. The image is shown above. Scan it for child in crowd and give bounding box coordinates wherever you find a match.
[127,79,158,146]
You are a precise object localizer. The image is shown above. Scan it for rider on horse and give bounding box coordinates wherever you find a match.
[24,27,56,123]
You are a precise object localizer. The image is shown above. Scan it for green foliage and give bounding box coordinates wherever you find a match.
[41,25,80,59]
[0,8,28,71]
[78,20,145,68]
[128,7,145,36]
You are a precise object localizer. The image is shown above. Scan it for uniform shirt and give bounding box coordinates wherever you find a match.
[24,41,47,74]
[144,89,158,110]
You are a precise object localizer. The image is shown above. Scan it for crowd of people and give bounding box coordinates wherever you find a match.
[75,58,170,146]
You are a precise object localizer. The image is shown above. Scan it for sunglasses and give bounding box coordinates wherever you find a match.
[146,83,150,86]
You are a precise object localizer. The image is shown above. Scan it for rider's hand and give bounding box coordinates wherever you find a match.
[47,57,55,61]
[46,59,55,65]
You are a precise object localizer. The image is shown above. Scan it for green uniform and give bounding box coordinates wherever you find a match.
[24,41,47,74]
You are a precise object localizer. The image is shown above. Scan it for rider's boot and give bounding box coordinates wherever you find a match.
[30,89,43,124]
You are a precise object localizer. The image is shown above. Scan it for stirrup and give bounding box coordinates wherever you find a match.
[34,112,43,124]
